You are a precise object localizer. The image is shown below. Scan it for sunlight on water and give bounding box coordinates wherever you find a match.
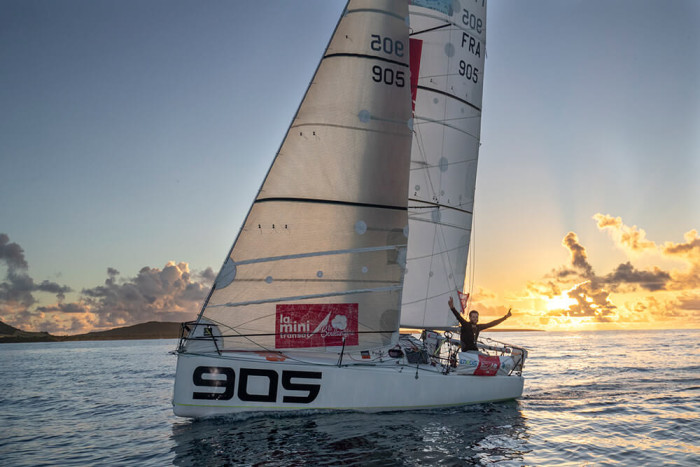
[0,330,698,465]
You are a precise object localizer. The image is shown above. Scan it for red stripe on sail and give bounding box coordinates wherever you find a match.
[409,38,423,111]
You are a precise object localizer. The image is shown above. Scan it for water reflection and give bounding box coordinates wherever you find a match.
[171,402,527,465]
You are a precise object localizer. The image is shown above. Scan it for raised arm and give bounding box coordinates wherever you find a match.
[479,308,512,331]
[448,296,468,326]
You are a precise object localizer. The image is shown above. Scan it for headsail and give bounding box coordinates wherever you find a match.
[401,0,487,328]
[196,0,414,352]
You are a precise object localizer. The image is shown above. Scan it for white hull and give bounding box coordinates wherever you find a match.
[172,351,524,418]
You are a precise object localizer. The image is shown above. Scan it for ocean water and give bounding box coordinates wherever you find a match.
[1,330,698,466]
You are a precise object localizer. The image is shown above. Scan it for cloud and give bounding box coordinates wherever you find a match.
[603,262,671,292]
[594,213,656,253]
[677,293,700,311]
[521,216,700,328]
[662,230,700,290]
[564,281,617,322]
[0,233,211,334]
[0,234,72,312]
[0,233,29,270]
[562,232,595,278]
[80,262,210,329]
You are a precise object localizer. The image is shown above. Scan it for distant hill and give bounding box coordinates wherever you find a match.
[0,320,182,344]
[1,320,540,344]
[0,321,59,343]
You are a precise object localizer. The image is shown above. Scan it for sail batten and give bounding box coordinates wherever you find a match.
[324,53,410,68]
[415,86,482,111]
[209,286,404,309]
[231,244,406,267]
[255,197,407,211]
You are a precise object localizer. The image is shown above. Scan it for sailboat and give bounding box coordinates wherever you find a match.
[172,0,526,417]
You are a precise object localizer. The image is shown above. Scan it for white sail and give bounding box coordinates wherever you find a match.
[401,0,486,328]
[197,0,414,352]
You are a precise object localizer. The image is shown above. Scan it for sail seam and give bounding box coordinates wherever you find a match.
[291,122,412,136]
[416,85,482,112]
[408,198,473,215]
[409,23,450,37]
[407,216,472,232]
[324,53,409,68]
[231,245,406,266]
[208,286,403,308]
[255,197,407,212]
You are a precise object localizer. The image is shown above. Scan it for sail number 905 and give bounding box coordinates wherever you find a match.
[370,34,404,57]
[459,60,479,84]
[372,66,405,87]
[192,366,322,404]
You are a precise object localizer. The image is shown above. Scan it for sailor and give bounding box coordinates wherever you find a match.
[448,296,512,352]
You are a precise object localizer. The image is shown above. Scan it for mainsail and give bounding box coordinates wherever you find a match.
[198,0,414,352]
[401,0,486,328]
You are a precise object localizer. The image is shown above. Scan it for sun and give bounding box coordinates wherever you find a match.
[545,291,578,312]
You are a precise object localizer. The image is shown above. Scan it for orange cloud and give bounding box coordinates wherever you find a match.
[515,216,699,329]
[594,213,656,253]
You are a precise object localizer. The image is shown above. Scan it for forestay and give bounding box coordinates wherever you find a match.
[401,0,486,328]
[198,0,414,352]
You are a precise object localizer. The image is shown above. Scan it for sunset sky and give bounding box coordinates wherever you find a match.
[1,0,699,334]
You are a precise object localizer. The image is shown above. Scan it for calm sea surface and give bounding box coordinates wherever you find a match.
[1,330,698,466]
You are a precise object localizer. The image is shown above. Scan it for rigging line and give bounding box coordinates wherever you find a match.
[207,285,403,309]
[409,23,450,37]
[402,288,456,307]
[416,218,440,327]
[435,50,460,300]
[408,199,473,215]
[255,197,407,212]
[410,158,477,171]
[230,244,406,266]
[414,115,479,140]
[406,242,470,262]
[413,114,481,126]
[467,206,477,304]
[194,317,264,350]
[196,330,398,339]
[416,85,482,113]
[408,10,486,40]
[323,53,409,68]
[408,215,473,231]
[410,114,439,202]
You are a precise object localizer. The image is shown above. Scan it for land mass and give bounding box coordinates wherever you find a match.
[0,321,541,344]
[0,320,182,344]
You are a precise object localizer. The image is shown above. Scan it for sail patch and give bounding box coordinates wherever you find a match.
[275,304,359,349]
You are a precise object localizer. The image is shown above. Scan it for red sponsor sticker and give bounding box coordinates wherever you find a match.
[474,355,501,376]
[275,304,359,349]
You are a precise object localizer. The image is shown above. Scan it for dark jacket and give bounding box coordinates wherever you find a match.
[449,307,508,351]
